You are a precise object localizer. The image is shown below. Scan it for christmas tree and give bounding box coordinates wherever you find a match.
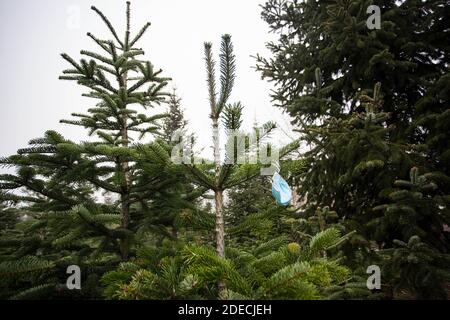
[257,0,450,298]
[0,2,192,298]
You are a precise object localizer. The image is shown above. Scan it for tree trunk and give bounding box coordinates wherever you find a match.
[214,190,225,258]
[171,226,178,239]
[119,70,131,261]
[212,120,225,257]
[212,119,226,293]
[119,119,131,261]
[120,193,130,260]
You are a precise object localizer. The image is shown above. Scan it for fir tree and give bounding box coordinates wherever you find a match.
[374,167,450,298]
[381,235,450,299]
[0,2,188,298]
[156,35,300,293]
[162,89,187,143]
[298,82,413,255]
[256,0,450,297]
[101,225,367,300]
[225,158,304,248]
[257,0,449,134]
[180,35,299,260]
[56,1,172,260]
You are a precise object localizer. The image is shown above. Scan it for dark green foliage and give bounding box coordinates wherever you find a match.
[1,0,447,301]
[297,83,415,258]
[373,167,449,251]
[257,0,449,132]
[374,167,450,298]
[257,0,450,298]
[101,226,369,300]
[0,2,196,299]
[380,236,450,299]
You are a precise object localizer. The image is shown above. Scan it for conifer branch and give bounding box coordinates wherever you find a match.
[217,34,236,115]
[87,32,112,53]
[91,5,124,48]
[130,22,151,48]
[204,42,217,117]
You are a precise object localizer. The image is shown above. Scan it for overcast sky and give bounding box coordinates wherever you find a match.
[0,0,298,163]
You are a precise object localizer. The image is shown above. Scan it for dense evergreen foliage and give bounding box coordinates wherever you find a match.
[0,1,448,300]
[256,0,450,298]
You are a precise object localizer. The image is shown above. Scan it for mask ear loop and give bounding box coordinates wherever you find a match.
[270,159,281,190]
[273,159,280,174]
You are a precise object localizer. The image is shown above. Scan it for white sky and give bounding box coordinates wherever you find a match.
[0,0,298,163]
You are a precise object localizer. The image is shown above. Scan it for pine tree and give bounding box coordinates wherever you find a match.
[304,81,412,242]
[380,235,450,299]
[374,167,450,298]
[0,2,192,298]
[181,35,298,259]
[257,0,449,135]
[155,35,300,293]
[162,89,187,143]
[256,0,450,297]
[56,1,174,261]
[225,158,304,248]
[256,0,450,192]
[101,225,368,300]
[225,176,274,246]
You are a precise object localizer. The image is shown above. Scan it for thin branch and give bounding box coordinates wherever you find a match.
[91,5,124,48]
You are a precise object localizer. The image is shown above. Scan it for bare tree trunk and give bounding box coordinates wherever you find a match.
[214,190,225,258]
[212,121,225,257]
[212,119,226,293]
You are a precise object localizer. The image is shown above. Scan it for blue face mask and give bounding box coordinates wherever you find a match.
[271,172,292,206]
